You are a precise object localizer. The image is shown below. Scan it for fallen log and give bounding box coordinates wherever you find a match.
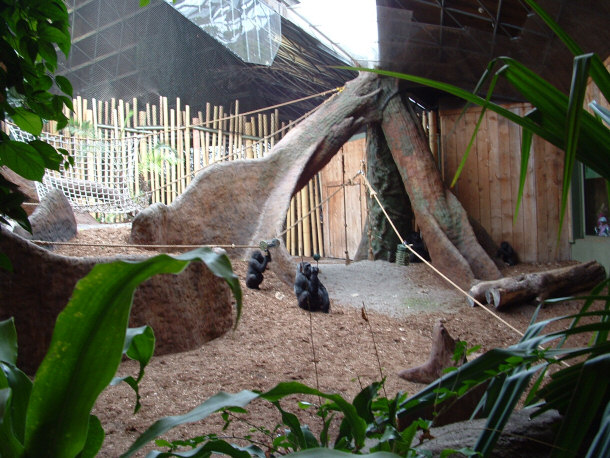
[398,320,464,384]
[467,261,606,310]
[397,320,486,428]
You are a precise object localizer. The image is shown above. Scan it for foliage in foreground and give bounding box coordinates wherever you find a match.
[0,0,74,236]
[1,247,609,457]
[0,248,241,458]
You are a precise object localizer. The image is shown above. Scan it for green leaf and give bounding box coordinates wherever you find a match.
[24,248,241,458]
[11,108,43,136]
[0,140,46,181]
[282,450,400,457]
[550,354,610,458]
[474,365,541,455]
[55,75,73,97]
[586,401,610,458]
[77,415,104,458]
[0,254,12,272]
[559,54,592,241]
[124,326,155,367]
[0,387,25,457]
[0,318,18,365]
[122,390,261,457]
[38,23,70,56]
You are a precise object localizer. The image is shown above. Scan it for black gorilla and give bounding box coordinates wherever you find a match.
[245,249,271,289]
[497,241,518,266]
[308,266,330,313]
[405,231,430,263]
[294,262,330,313]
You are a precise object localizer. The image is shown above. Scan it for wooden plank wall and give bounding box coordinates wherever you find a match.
[319,136,367,259]
[439,103,571,263]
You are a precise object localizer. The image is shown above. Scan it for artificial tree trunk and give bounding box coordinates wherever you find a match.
[379,82,502,288]
[355,123,414,262]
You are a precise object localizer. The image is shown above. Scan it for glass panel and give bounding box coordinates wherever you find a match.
[166,0,281,66]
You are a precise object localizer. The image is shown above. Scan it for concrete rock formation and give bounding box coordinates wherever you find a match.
[0,227,233,374]
[12,188,77,244]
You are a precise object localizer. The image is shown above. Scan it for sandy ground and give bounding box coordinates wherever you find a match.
[49,225,590,456]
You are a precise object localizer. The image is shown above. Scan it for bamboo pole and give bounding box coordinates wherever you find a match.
[301,186,311,257]
[245,121,253,159]
[185,104,191,187]
[290,196,297,255]
[308,181,318,255]
[262,113,269,156]
[205,103,211,165]
[161,96,169,205]
[234,100,240,158]
[132,97,139,198]
[176,98,183,196]
[169,107,177,203]
[314,173,324,257]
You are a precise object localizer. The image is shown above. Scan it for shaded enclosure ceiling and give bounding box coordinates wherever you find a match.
[60,0,610,121]
[376,0,610,107]
[60,0,356,124]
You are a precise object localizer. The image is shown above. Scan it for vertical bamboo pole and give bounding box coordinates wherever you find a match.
[250,116,257,158]
[308,181,318,255]
[185,104,191,187]
[314,173,324,257]
[132,97,139,198]
[176,98,183,196]
[290,196,297,255]
[205,103,211,165]
[301,186,311,257]
[237,114,244,158]
[211,105,219,163]
[244,121,253,159]
[262,113,269,157]
[227,105,235,161]
[169,107,177,203]
[296,191,303,257]
[218,105,225,160]
[161,96,169,205]
[234,100,240,158]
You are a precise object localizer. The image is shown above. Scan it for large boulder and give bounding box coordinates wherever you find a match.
[0,227,234,374]
[415,407,562,457]
[12,188,77,244]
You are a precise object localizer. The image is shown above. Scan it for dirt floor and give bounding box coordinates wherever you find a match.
[51,224,591,456]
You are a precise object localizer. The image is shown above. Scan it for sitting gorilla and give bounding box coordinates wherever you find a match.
[245,249,271,289]
[497,241,518,266]
[308,266,330,313]
[294,262,330,313]
[405,231,430,263]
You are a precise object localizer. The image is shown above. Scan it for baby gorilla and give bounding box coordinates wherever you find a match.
[245,249,271,289]
[293,262,330,313]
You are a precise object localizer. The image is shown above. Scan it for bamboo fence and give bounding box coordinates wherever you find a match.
[10,94,327,257]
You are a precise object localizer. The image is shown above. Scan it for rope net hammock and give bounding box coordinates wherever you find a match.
[9,124,147,214]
